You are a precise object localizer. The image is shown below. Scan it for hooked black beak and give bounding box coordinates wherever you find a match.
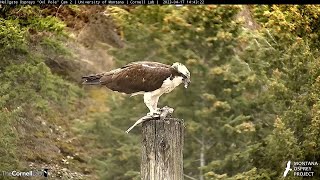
[184,78,191,88]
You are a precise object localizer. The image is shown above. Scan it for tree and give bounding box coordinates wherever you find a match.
[231,5,320,179]
[87,5,320,179]
[94,5,268,179]
[0,6,86,178]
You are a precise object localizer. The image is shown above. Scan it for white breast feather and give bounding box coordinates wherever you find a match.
[136,76,183,98]
[160,76,183,94]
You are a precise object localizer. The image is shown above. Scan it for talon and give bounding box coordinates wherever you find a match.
[162,106,174,113]
[147,108,162,116]
[146,112,159,116]
[155,108,161,114]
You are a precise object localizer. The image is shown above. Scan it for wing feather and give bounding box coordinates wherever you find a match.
[99,62,174,94]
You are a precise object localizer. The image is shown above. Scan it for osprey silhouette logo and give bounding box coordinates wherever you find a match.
[283,161,292,177]
[43,169,48,177]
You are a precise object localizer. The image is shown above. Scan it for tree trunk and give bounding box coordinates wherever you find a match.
[199,135,205,180]
[141,117,184,180]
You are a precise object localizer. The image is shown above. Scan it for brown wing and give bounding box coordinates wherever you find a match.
[99,62,175,94]
[124,61,172,68]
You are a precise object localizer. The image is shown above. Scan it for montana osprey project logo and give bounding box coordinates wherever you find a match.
[283,160,318,177]
[283,161,292,177]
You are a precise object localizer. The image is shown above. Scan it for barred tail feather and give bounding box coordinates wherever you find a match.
[82,73,104,85]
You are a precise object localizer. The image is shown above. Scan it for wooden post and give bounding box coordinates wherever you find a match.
[141,117,184,180]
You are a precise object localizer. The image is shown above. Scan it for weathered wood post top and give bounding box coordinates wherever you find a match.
[141,116,184,180]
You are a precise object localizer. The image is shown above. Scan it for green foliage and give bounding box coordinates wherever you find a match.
[0,6,87,177]
[2,4,320,180]
[0,18,27,53]
[0,110,19,173]
[235,5,320,179]
[0,60,84,176]
[0,6,68,70]
[85,93,144,179]
[28,15,65,33]
[40,36,71,55]
[1,62,82,116]
[253,5,320,48]
[102,5,264,179]
[6,6,66,33]
[90,5,320,180]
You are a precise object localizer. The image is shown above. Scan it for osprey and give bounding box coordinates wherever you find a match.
[82,61,191,116]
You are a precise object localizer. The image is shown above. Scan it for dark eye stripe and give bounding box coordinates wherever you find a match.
[180,73,187,79]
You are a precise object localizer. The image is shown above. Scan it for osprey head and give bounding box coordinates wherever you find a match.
[172,62,191,88]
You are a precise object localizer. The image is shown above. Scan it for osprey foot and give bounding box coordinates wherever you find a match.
[159,106,174,121]
[147,109,161,117]
[161,106,174,113]
[152,112,161,116]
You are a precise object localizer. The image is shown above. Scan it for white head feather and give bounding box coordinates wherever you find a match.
[172,62,190,79]
[172,62,191,88]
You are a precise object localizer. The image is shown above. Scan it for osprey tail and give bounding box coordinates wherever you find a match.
[82,73,104,85]
[82,68,122,85]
